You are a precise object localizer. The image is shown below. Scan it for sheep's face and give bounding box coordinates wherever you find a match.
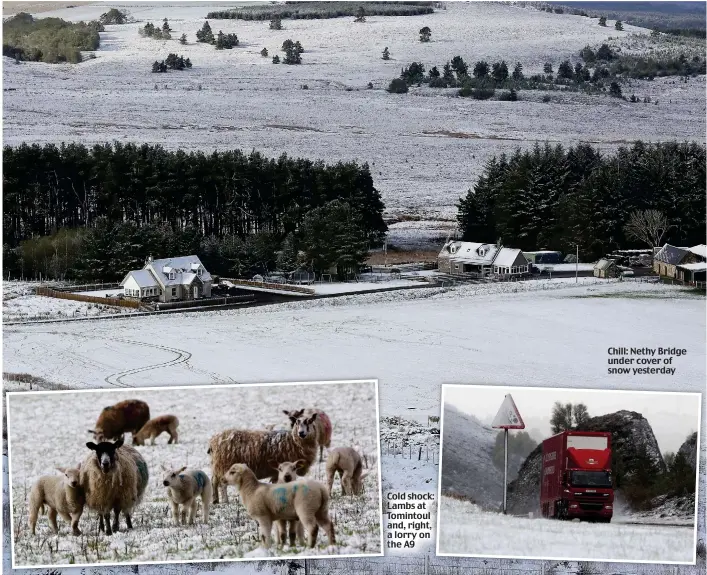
[163,466,187,488]
[57,467,80,489]
[224,464,249,486]
[276,461,302,483]
[294,413,317,439]
[86,437,123,474]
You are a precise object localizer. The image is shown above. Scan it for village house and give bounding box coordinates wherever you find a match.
[120,255,213,303]
[593,258,620,279]
[653,244,706,280]
[438,241,529,278]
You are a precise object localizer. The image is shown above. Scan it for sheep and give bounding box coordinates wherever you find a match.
[88,399,150,442]
[273,460,306,547]
[162,466,211,525]
[80,436,149,536]
[132,414,179,446]
[208,411,320,504]
[284,408,332,462]
[224,463,335,549]
[28,467,84,536]
[326,447,366,496]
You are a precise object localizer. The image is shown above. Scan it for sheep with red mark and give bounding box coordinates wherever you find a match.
[284,408,332,462]
[208,411,320,504]
[88,399,150,443]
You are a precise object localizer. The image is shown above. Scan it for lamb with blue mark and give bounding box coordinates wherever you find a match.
[162,466,212,525]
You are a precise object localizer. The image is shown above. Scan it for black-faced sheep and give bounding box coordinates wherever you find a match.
[208,411,320,504]
[80,437,149,536]
[326,447,365,495]
[88,399,150,442]
[132,414,179,446]
[284,408,332,462]
[162,466,211,525]
[28,467,84,536]
[224,463,335,549]
[274,460,306,547]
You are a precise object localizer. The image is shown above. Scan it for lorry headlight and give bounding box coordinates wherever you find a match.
[605,505,612,509]
[569,504,578,509]
[563,490,570,494]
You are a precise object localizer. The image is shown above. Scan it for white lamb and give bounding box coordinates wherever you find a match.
[162,466,212,525]
[28,467,84,536]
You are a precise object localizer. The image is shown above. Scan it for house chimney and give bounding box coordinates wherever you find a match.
[146,254,153,265]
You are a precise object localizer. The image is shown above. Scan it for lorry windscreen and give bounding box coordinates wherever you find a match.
[570,471,611,488]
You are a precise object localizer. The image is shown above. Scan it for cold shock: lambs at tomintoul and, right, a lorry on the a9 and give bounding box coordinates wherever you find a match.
[541,431,614,523]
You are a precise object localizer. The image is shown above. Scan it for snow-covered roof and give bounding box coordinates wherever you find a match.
[688,244,706,260]
[144,255,211,287]
[594,259,616,270]
[440,241,527,266]
[677,262,707,271]
[120,269,159,288]
[653,244,688,265]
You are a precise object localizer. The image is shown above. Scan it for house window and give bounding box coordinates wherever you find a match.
[197,267,203,276]
[169,272,176,281]
[172,288,177,296]
[454,264,459,270]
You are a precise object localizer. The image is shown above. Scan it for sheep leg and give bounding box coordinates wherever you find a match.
[341,471,353,496]
[170,500,180,526]
[319,444,324,463]
[352,465,363,495]
[150,433,157,446]
[201,485,212,524]
[103,513,113,536]
[300,514,318,548]
[29,503,38,535]
[47,508,59,534]
[187,498,197,525]
[125,513,133,530]
[70,511,83,536]
[111,504,120,533]
[276,520,287,547]
[212,474,220,504]
[219,481,229,504]
[257,516,273,549]
[326,467,336,495]
[180,508,187,525]
[168,428,178,444]
[98,514,105,532]
[296,520,306,546]
[315,509,335,547]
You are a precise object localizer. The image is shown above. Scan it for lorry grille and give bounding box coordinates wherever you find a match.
[579,502,604,511]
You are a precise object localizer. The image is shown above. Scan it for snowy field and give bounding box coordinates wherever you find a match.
[437,496,695,563]
[3,2,705,227]
[7,381,382,566]
[312,279,424,295]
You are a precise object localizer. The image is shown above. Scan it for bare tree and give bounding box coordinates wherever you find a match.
[550,402,573,434]
[624,209,671,248]
[572,403,590,428]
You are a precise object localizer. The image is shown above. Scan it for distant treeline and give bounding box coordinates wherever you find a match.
[458,141,706,260]
[3,142,386,252]
[2,12,101,63]
[206,2,434,20]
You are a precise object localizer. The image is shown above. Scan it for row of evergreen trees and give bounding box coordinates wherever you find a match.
[5,199,373,282]
[3,143,387,279]
[151,54,192,73]
[457,141,705,260]
[195,21,239,49]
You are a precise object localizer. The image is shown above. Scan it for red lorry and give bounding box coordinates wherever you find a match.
[540,430,613,522]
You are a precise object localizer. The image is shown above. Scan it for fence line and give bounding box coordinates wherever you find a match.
[382,439,439,464]
[35,286,141,308]
[222,277,315,295]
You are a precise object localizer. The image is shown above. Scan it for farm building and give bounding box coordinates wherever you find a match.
[120,255,213,302]
[438,241,529,278]
[594,259,620,278]
[653,244,706,279]
[676,262,706,285]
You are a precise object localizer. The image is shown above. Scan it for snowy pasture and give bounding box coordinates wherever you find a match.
[7,381,382,567]
[3,2,705,227]
[437,496,695,563]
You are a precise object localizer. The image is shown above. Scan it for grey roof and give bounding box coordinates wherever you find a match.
[440,241,528,267]
[144,255,212,287]
[120,269,159,288]
[594,259,616,271]
[654,244,688,265]
[688,244,706,259]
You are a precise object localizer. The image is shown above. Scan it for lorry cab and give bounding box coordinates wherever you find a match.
[541,431,614,522]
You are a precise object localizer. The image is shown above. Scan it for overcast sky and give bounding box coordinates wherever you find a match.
[444,385,701,454]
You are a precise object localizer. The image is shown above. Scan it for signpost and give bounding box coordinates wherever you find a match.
[491,393,525,514]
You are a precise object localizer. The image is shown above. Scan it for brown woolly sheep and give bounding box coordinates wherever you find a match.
[274,460,306,547]
[208,411,320,504]
[224,463,335,549]
[28,467,84,536]
[88,399,150,442]
[80,437,149,536]
[132,414,179,446]
[162,466,212,525]
[284,408,332,462]
[326,447,365,495]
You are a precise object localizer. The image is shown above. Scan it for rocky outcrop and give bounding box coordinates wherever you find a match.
[677,431,698,471]
[507,410,666,515]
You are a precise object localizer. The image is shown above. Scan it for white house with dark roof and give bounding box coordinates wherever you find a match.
[120,255,213,302]
[438,241,529,277]
[653,243,706,279]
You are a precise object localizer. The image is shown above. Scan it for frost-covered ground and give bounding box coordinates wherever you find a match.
[312,279,424,295]
[7,381,382,566]
[3,2,705,226]
[437,496,695,563]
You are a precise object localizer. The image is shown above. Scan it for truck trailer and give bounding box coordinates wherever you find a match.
[540,430,613,522]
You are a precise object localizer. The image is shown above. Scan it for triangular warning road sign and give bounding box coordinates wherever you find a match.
[491,394,525,429]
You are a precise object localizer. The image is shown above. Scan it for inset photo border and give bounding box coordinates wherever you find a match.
[7,379,384,569]
[436,384,701,564]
